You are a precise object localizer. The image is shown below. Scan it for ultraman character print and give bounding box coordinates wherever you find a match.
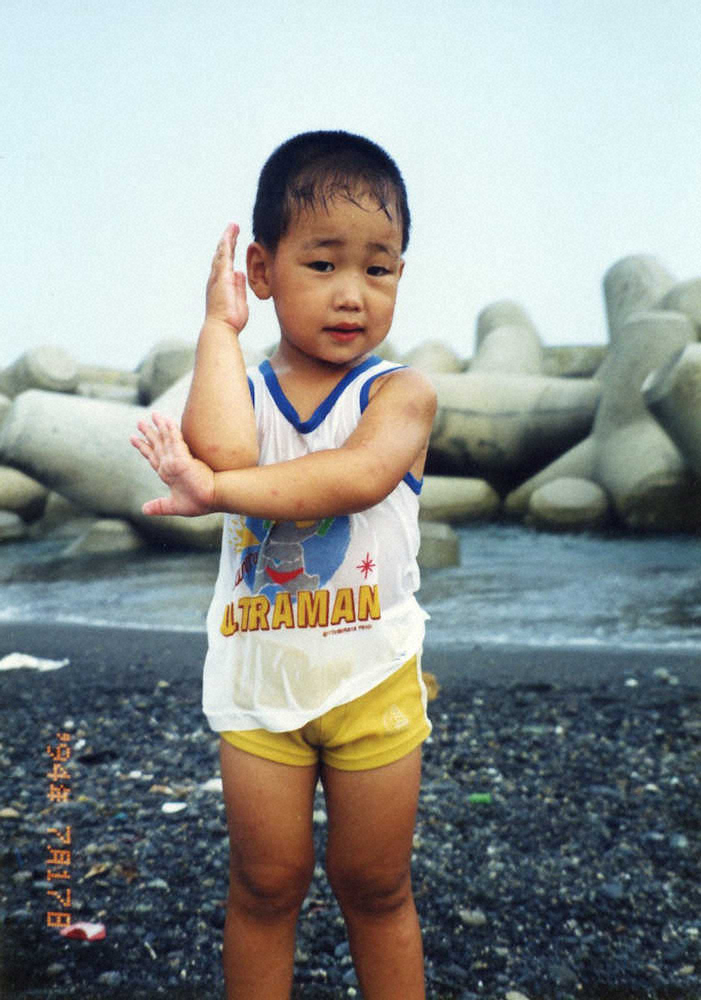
[231,514,351,603]
[253,519,325,595]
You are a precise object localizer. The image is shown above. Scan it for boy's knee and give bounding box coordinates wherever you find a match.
[229,858,313,918]
[327,862,413,916]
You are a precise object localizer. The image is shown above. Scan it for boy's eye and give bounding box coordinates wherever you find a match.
[367,265,390,277]
[308,260,334,272]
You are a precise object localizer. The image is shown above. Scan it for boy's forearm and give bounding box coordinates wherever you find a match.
[211,446,396,520]
[181,319,259,471]
[205,371,435,520]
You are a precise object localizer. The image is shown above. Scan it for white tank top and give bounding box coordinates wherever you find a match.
[202,355,428,733]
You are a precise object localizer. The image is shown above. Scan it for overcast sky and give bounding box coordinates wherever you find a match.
[2,0,701,371]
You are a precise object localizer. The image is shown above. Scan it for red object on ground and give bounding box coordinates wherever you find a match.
[59,921,107,941]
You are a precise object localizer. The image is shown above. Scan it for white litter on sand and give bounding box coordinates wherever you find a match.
[0,652,69,671]
[161,801,187,814]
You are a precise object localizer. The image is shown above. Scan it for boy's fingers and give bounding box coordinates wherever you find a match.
[130,435,149,456]
[226,222,240,252]
[150,411,176,437]
[142,496,173,517]
[136,418,159,443]
[151,411,182,450]
[214,223,239,267]
[131,431,155,458]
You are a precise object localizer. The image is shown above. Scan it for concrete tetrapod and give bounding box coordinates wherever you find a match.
[591,310,701,530]
[0,510,27,542]
[643,342,701,477]
[0,346,79,398]
[0,466,48,522]
[417,521,460,569]
[596,255,677,384]
[542,345,607,379]
[526,477,610,532]
[137,339,196,404]
[602,256,676,343]
[475,299,538,346]
[657,278,701,338]
[503,437,596,517]
[428,371,600,485]
[0,386,223,549]
[471,301,542,376]
[403,340,464,374]
[469,324,543,375]
[63,518,148,556]
[76,364,139,404]
[419,475,500,523]
[30,492,97,540]
[505,310,701,530]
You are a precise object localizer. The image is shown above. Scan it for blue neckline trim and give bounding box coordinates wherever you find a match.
[257,356,423,494]
[259,355,382,433]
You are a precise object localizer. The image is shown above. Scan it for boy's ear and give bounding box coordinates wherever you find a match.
[398,258,405,280]
[246,242,274,300]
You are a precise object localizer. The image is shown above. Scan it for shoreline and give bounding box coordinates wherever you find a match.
[1,620,700,695]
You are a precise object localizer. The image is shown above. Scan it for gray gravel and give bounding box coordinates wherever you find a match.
[1,638,700,999]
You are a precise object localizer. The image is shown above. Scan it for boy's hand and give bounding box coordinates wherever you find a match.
[130,413,216,517]
[205,223,249,333]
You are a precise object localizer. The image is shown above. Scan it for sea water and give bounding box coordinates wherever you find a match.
[1,524,701,653]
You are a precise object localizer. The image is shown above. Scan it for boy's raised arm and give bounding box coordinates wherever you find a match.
[133,369,436,520]
[181,224,259,471]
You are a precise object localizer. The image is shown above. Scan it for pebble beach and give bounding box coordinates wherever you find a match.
[1,612,700,999]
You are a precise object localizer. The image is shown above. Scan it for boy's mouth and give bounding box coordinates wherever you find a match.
[325,324,365,339]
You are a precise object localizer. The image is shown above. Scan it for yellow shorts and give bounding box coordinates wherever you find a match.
[220,655,432,771]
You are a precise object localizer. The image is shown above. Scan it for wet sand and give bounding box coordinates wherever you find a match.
[2,621,700,697]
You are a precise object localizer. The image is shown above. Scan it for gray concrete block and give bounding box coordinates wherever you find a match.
[643,341,701,477]
[0,510,27,542]
[0,388,222,549]
[526,477,610,532]
[417,520,460,569]
[137,339,196,405]
[0,466,48,522]
[429,372,599,479]
[603,255,675,342]
[63,518,148,556]
[419,475,500,523]
[0,346,79,398]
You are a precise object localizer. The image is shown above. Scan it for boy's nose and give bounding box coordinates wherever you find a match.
[332,276,363,310]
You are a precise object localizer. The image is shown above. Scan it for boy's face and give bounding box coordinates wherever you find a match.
[248,192,404,368]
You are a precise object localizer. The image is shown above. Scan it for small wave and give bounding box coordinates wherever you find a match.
[3,607,701,653]
[435,630,701,654]
[0,608,206,634]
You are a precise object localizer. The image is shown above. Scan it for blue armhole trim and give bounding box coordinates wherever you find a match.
[358,364,422,494]
[247,376,255,405]
[358,363,407,413]
[404,471,423,494]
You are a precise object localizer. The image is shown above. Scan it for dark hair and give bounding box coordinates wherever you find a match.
[252,130,411,253]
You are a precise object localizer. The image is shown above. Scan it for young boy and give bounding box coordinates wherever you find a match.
[131,130,437,999]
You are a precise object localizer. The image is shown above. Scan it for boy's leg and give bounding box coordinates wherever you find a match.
[219,739,318,1000]
[322,747,425,1000]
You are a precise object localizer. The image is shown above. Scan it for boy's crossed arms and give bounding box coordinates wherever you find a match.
[131,366,436,522]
